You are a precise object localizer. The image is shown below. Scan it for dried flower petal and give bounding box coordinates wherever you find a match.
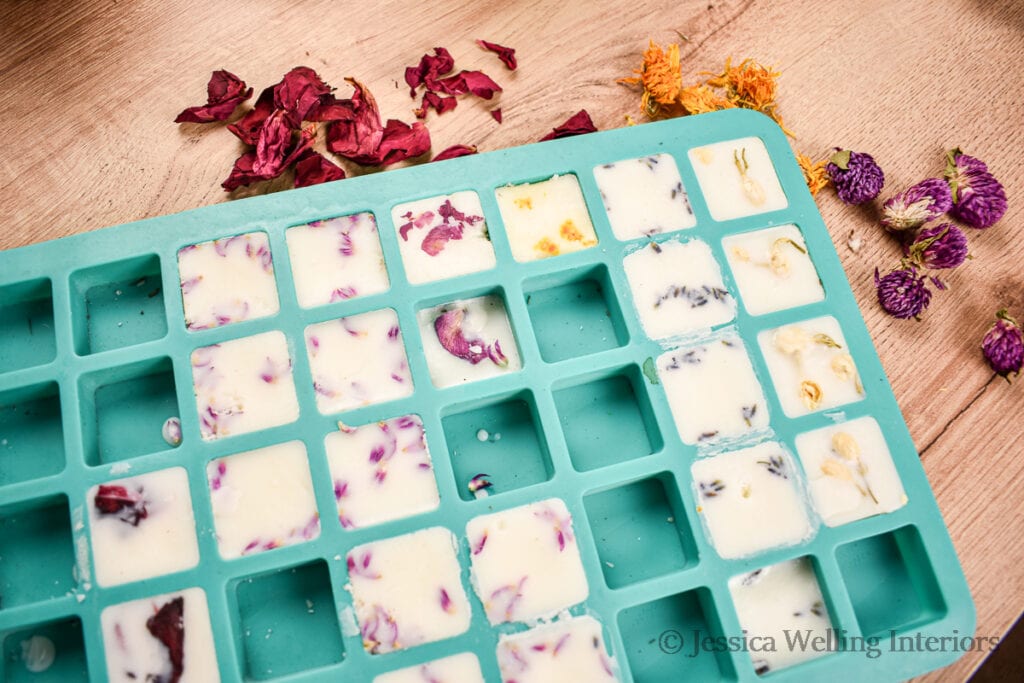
[294,151,346,188]
[799,380,822,410]
[325,78,385,161]
[436,70,503,99]
[821,458,853,482]
[405,47,456,97]
[796,152,830,196]
[434,307,508,367]
[415,91,458,119]
[146,597,185,683]
[227,86,275,145]
[619,41,682,117]
[540,110,597,141]
[880,179,953,233]
[273,66,331,127]
[94,484,148,526]
[175,70,253,123]
[433,145,477,162]
[945,148,1008,229]
[982,309,1024,380]
[874,266,932,320]
[831,432,861,460]
[830,353,857,383]
[774,327,811,355]
[826,149,885,205]
[468,473,493,494]
[491,108,503,123]
[477,39,517,70]
[677,83,734,115]
[907,223,968,269]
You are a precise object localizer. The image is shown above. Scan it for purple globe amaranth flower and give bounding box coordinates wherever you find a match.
[826,149,885,205]
[944,148,1007,229]
[880,178,953,233]
[982,309,1023,380]
[907,223,969,269]
[874,266,932,320]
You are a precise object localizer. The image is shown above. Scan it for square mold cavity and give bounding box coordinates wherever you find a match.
[836,526,946,637]
[0,495,75,609]
[79,357,180,466]
[70,254,167,355]
[234,561,345,679]
[553,366,660,471]
[2,616,87,682]
[618,587,737,682]
[583,474,697,588]
[0,278,57,373]
[442,392,553,501]
[494,173,598,262]
[524,265,628,363]
[0,382,65,487]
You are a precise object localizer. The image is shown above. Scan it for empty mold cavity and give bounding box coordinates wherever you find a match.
[442,392,553,501]
[836,526,946,637]
[0,495,75,609]
[0,278,56,373]
[79,357,180,466]
[618,587,737,682]
[2,616,87,682]
[524,265,628,363]
[0,382,65,487]
[553,366,660,471]
[584,474,696,588]
[70,255,166,355]
[234,561,345,680]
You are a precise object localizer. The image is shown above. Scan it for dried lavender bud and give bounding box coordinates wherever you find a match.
[826,149,885,205]
[880,178,953,233]
[944,148,1007,229]
[982,310,1023,380]
[874,266,932,320]
[907,223,969,269]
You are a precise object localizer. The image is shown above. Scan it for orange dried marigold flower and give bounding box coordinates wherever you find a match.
[619,40,683,116]
[677,83,735,115]
[796,152,830,196]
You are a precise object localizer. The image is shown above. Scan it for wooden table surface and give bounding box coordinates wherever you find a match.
[2,0,1021,680]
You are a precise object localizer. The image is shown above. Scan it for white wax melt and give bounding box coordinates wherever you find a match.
[373,652,485,683]
[688,137,787,221]
[692,442,814,558]
[392,191,496,284]
[593,154,696,239]
[496,616,618,683]
[657,336,769,445]
[794,417,908,526]
[466,498,588,624]
[729,558,836,674]
[304,309,413,415]
[494,175,598,261]
[326,415,440,529]
[347,527,471,654]
[419,295,521,388]
[178,232,279,330]
[190,330,300,440]
[101,588,219,683]
[623,239,735,339]
[285,212,390,308]
[757,316,864,417]
[88,466,199,587]
[722,224,824,315]
[207,441,319,559]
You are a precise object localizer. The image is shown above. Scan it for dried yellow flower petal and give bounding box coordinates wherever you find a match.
[741,484,752,498]
[831,431,861,460]
[797,152,830,196]
[821,458,853,481]
[731,245,751,262]
[734,148,766,205]
[774,327,810,355]
[514,197,533,210]
[693,147,714,165]
[831,353,857,382]
[800,380,822,410]
[677,82,735,115]
[534,237,560,256]
[619,40,683,117]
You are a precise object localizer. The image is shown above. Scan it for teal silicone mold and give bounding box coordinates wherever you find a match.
[0,109,973,682]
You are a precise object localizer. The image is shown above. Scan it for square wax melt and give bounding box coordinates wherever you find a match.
[494,174,598,261]
[593,153,696,240]
[101,587,219,683]
[374,652,485,683]
[418,295,521,388]
[657,335,769,445]
[346,527,472,654]
[496,616,618,683]
[688,136,788,221]
[190,330,300,440]
[88,466,199,587]
[466,498,588,624]
[729,558,836,674]
[285,212,389,308]
[722,224,824,315]
[623,239,735,339]
[304,309,413,415]
[758,315,864,417]
[326,415,440,530]
[178,232,279,330]
[392,191,497,284]
[692,442,813,558]
[207,441,319,559]
[794,416,908,526]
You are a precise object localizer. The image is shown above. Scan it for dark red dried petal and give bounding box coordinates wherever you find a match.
[415,91,458,119]
[325,78,385,160]
[253,109,294,176]
[433,145,477,162]
[490,108,503,123]
[174,70,253,123]
[308,93,351,122]
[94,484,148,526]
[476,39,517,70]
[221,151,261,191]
[436,70,502,99]
[405,47,456,97]
[273,66,332,128]
[227,86,275,145]
[146,597,185,683]
[422,224,465,255]
[540,109,597,141]
[294,151,347,188]
[222,127,315,191]
[370,119,432,166]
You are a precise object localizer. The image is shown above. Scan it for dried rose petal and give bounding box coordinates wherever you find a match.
[405,47,456,97]
[540,110,597,141]
[223,125,315,191]
[359,119,431,166]
[175,70,252,124]
[491,108,503,123]
[421,224,465,255]
[476,39,517,70]
[433,144,477,162]
[398,210,435,241]
[436,70,502,99]
[146,597,185,683]
[434,307,508,366]
[294,151,346,188]
[227,86,275,145]
[94,484,148,526]
[468,473,493,494]
[325,78,385,160]
[415,91,458,119]
[273,66,331,127]
[253,110,293,176]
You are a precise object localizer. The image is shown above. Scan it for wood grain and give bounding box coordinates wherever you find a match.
[2,0,1022,680]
